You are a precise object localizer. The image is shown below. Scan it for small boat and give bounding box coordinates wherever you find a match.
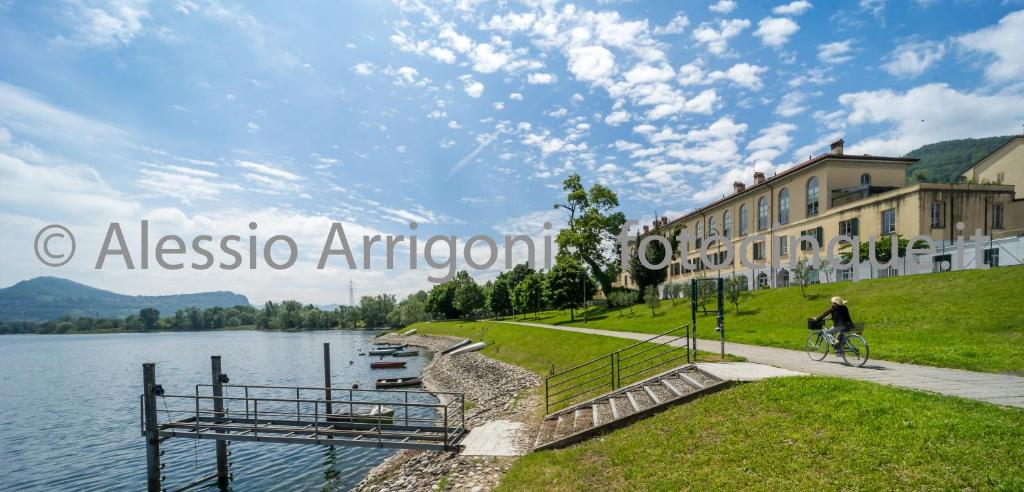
[372,342,406,348]
[328,405,395,424]
[375,376,422,388]
[447,341,486,356]
[368,348,400,356]
[370,361,407,369]
[391,349,419,357]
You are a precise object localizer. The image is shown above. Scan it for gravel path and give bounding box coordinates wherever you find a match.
[352,334,541,492]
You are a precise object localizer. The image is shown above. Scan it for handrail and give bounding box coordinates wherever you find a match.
[544,324,691,413]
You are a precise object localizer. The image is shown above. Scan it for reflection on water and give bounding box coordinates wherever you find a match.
[0,329,431,491]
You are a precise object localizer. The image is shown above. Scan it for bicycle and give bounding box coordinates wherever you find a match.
[805,318,869,367]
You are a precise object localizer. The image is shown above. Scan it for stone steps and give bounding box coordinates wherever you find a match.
[533,365,729,451]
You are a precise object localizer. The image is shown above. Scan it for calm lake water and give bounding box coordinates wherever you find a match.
[0,329,432,491]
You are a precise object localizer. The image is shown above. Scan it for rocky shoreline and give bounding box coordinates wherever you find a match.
[352,333,541,492]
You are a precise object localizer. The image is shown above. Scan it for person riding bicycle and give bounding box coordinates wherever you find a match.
[815,296,853,351]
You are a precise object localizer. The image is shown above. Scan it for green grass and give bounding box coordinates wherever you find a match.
[508,266,1024,374]
[498,376,1024,491]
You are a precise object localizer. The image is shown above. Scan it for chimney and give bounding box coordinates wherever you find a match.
[753,171,765,184]
[643,225,650,234]
[830,138,845,156]
[733,181,746,194]
[661,216,668,227]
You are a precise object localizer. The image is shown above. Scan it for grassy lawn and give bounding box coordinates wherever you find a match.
[498,376,1024,491]
[410,320,740,376]
[506,265,1024,374]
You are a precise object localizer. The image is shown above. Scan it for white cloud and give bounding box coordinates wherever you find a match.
[448,120,461,129]
[235,160,302,181]
[604,111,631,126]
[469,43,510,73]
[773,1,813,16]
[776,91,810,117]
[839,83,1024,155]
[709,63,768,91]
[459,75,484,97]
[427,46,456,64]
[709,1,738,14]
[746,123,798,163]
[817,39,854,64]
[509,92,524,101]
[882,40,945,78]
[527,72,556,85]
[566,45,617,82]
[692,19,751,55]
[58,0,150,46]
[956,10,1024,83]
[653,12,690,35]
[352,62,374,75]
[754,17,799,47]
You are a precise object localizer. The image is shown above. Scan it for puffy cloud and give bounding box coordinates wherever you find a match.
[527,72,556,84]
[427,46,456,64]
[956,10,1024,83]
[509,92,524,101]
[709,63,768,91]
[604,111,631,126]
[459,75,484,97]
[754,17,799,47]
[839,83,1024,156]
[817,39,854,64]
[692,18,750,55]
[352,62,374,75]
[746,123,798,163]
[773,1,813,16]
[775,91,810,117]
[882,40,945,78]
[58,0,149,46]
[469,43,510,73]
[709,1,738,14]
[653,12,690,35]
[566,45,617,82]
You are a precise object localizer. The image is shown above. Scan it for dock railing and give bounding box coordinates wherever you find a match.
[543,324,693,414]
[141,383,467,451]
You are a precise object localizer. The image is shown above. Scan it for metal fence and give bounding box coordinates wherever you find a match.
[543,324,692,414]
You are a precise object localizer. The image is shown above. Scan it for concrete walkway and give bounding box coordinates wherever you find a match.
[499,321,1024,409]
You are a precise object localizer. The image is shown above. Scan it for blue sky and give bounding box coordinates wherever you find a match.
[1,0,1023,303]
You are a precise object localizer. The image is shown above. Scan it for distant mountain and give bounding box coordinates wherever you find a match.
[0,277,250,321]
[904,135,1016,183]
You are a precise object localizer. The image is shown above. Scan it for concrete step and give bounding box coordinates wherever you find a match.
[574,407,593,434]
[627,388,656,413]
[533,418,558,449]
[553,413,573,440]
[593,402,612,426]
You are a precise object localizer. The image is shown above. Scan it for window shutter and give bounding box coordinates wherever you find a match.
[851,218,859,236]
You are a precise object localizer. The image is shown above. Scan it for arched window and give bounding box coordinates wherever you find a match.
[778,188,790,225]
[723,210,733,238]
[860,173,871,186]
[757,272,770,289]
[708,216,717,238]
[739,204,749,236]
[757,196,769,230]
[695,221,704,248]
[806,177,819,216]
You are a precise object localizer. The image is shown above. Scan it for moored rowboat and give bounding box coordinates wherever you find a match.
[370,361,407,369]
[374,376,422,388]
[368,348,400,355]
[391,349,419,357]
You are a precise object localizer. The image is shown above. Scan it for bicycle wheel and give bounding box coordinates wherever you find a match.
[840,335,869,367]
[805,332,829,361]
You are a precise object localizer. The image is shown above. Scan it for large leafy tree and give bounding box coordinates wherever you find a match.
[627,232,670,301]
[425,281,460,319]
[488,274,513,318]
[547,257,596,321]
[554,174,628,297]
[452,271,485,319]
[512,272,544,319]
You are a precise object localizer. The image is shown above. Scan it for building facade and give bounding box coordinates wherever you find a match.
[620,138,1023,292]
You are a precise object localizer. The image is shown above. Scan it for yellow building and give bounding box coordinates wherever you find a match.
[621,138,1022,290]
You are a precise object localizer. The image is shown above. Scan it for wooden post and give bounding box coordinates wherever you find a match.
[323,343,333,415]
[143,363,161,492]
[211,356,229,488]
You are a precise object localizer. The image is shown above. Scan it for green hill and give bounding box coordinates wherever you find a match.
[904,134,1015,183]
[0,276,250,321]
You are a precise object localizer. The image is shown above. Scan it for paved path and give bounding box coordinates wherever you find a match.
[499,321,1024,409]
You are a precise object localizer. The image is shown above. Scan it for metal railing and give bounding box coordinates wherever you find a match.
[142,383,467,451]
[543,324,692,414]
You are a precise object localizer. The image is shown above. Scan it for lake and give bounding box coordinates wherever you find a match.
[0,329,432,491]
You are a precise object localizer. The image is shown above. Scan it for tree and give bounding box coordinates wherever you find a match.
[644,286,661,315]
[547,257,596,321]
[554,173,628,298]
[359,294,397,327]
[512,273,543,319]
[139,308,160,331]
[487,275,513,319]
[723,276,750,314]
[452,271,485,319]
[663,282,685,305]
[793,259,813,299]
[839,234,931,264]
[628,232,671,301]
[425,281,460,319]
